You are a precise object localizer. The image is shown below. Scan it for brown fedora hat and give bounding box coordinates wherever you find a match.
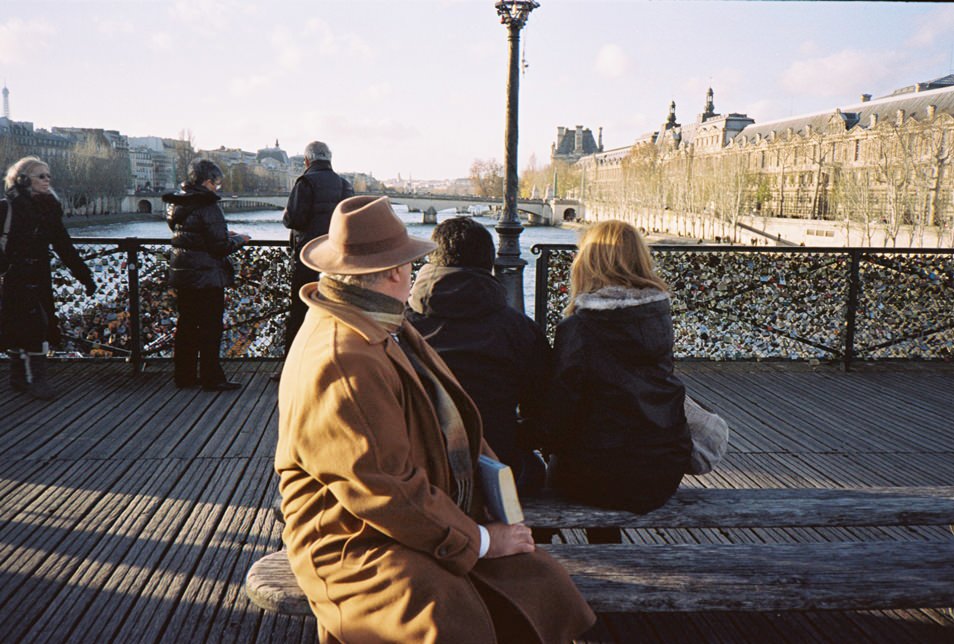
[300,195,436,275]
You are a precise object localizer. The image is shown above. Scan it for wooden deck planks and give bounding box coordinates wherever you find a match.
[1,360,953,643]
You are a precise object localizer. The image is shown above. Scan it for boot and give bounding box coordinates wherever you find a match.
[7,350,28,393]
[26,353,55,401]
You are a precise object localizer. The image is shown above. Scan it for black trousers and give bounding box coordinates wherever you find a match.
[174,286,227,386]
[284,260,318,354]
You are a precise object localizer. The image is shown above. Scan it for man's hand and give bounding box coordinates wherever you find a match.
[484,522,535,558]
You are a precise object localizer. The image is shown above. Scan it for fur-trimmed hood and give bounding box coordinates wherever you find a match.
[573,285,669,311]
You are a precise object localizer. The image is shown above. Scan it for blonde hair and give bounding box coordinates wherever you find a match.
[566,220,667,315]
[4,156,49,191]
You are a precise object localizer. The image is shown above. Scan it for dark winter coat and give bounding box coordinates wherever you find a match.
[547,285,692,513]
[163,185,245,289]
[0,188,94,351]
[282,161,353,261]
[406,265,551,469]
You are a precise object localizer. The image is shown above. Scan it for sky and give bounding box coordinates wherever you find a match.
[4,1,954,181]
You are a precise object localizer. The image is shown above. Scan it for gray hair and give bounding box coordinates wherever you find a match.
[304,141,332,162]
[324,271,388,288]
[4,156,48,190]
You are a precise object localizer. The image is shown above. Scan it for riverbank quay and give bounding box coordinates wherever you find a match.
[63,211,164,230]
[0,360,951,643]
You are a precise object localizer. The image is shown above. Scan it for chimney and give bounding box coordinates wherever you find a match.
[860,94,871,103]
[574,125,583,153]
[870,113,878,127]
[927,104,937,119]
[896,109,905,126]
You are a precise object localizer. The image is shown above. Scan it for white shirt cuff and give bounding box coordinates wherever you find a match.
[478,525,490,558]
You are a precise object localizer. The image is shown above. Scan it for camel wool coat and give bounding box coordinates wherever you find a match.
[276,283,594,643]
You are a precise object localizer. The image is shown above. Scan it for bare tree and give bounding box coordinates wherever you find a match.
[469,158,505,198]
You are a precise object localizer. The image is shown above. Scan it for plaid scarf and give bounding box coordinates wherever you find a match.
[317,276,474,514]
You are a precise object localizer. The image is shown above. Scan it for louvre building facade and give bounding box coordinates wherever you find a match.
[576,77,954,246]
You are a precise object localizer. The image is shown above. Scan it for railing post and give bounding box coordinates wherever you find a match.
[534,247,550,329]
[843,249,862,372]
[122,238,143,376]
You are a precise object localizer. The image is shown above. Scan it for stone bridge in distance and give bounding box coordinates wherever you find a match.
[127,192,580,226]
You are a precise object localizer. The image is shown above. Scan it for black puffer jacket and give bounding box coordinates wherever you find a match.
[0,188,94,350]
[163,185,245,289]
[282,161,353,259]
[548,286,691,510]
[406,265,551,469]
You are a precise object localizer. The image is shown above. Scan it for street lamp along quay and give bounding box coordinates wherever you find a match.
[494,0,539,313]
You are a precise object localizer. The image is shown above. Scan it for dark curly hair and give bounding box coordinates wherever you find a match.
[429,216,495,270]
[187,158,224,187]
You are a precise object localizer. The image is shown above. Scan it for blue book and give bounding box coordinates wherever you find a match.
[478,455,524,524]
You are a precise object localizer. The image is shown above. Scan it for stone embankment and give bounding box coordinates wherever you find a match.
[63,211,164,230]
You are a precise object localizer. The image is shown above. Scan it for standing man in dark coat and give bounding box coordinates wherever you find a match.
[280,141,353,362]
[406,216,550,492]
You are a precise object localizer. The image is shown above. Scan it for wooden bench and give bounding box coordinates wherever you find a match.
[246,486,954,616]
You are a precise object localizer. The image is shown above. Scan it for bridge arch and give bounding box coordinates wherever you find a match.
[137,200,153,214]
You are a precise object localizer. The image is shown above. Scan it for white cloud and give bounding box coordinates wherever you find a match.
[148,32,174,52]
[742,98,789,123]
[780,49,899,98]
[0,19,55,64]
[798,40,821,56]
[169,0,252,32]
[304,19,375,60]
[229,74,270,98]
[594,43,629,79]
[301,110,418,142]
[96,19,134,36]
[269,28,304,70]
[361,82,393,102]
[908,5,954,48]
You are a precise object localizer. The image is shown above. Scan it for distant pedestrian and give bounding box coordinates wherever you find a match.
[277,140,352,379]
[163,159,250,392]
[0,156,97,400]
[406,216,549,493]
[546,220,692,513]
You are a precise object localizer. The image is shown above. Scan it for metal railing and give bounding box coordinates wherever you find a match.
[53,238,291,374]
[533,244,954,370]
[52,239,953,374]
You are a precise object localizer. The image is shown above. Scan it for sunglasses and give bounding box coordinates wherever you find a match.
[32,173,52,180]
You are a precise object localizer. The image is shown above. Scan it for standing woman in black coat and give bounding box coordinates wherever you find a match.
[547,220,691,513]
[1,156,97,400]
[163,159,249,391]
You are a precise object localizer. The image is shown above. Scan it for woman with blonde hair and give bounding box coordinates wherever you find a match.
[546,220,691,513]
[1,156,96,400]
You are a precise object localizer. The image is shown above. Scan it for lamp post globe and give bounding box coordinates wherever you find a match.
[494,0,539,313]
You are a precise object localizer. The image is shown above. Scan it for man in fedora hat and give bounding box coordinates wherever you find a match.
[275,195,594,643]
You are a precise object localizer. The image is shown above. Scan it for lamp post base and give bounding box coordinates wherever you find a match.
[495,219,527,313]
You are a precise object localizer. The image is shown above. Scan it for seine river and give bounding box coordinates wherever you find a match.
[73,205,579,316]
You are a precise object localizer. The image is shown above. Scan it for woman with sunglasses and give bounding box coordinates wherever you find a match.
[1,155,97,400]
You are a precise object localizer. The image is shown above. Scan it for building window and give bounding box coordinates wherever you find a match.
[854,140,861,162]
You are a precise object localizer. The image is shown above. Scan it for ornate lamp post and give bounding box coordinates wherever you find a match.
[494,0,538,312]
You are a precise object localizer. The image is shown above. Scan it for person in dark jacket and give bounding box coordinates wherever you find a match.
[406,216,549,493]
[281,140,353,358]
[163,159,249,391]
[1,156,96,400]
[547,220,691,513]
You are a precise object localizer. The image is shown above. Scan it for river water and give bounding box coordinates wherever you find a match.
[73,205,579,316]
